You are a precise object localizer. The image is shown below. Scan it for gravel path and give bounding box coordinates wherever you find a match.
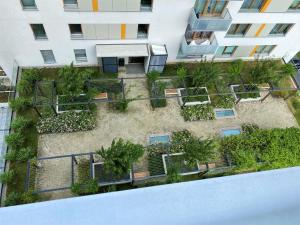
[36,78,298,198]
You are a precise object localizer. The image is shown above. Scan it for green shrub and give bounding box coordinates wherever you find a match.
[97,139,144,176]
[11,117,32,131]
[212,95,235,109]
[9,97,32,112]
[111,99,131,112]
[0,170,15,184]
[181,105,215,121]
[150,81,167,108]
[291,98,300,110]
[242,123,259,134]
[71,179,99,196]
[5,132,25,149]
[5,147,35,162]
[166,165,182,184]
[37,111,96,133]
[17,69,40,96]
[5,192,38,206]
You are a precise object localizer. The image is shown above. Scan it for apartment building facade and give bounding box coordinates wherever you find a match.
[0,0,300,77]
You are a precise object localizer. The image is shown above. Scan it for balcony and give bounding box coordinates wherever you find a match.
[178,36,218,58]
[188,8,232,31]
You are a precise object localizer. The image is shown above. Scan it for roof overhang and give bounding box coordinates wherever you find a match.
[96,44,149,58]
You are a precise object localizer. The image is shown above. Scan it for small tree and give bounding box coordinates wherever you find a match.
[97,139,144,176]
[147,71,160,84]
[58,63,93,96]
[228,59,244,80]
[17,69,41,96]
[0,170,14,184]
[166,164,182,184]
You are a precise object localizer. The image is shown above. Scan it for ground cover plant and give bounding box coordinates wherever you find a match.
[147,71,167,108]
[181,105,215,121]
[180,87,209,104]
[233,84,261,99]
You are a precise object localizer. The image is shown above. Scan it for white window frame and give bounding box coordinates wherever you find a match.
[40,50,56,64]
[74,49,88,62]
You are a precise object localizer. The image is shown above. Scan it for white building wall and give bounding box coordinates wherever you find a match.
[0,0,300,78]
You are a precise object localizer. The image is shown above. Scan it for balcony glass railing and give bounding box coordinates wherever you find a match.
[188,8,232,31]
[178,36,218,58]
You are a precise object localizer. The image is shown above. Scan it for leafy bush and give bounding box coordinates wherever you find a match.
[291,98,300,110]
[233,84,260,99]
[242,123,259,134]
[5,132,25,150]
[58,63,93,96]
[57,94,91,112]
[11,117,32,131]
[5,192,38,206]
[192,61,220,87]
[220,127,300,170]
[166,164,182,184]
[111,99,132,112]
[181,105,215,121]
[97,139,144,176]
[71,179,99,196]
[0,170,15,184]
[9,97,32,112]
[17,69,41,96]
[5,147,35,162]
[37,111,96,133]
[227,59,244,81]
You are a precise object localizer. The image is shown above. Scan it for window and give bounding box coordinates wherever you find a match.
[196,0,228,16]
[240,0,264,11]
[30,24,47,40]
[255,45,275,55]
[137,24,149,39]
[64,0,78,8]
[269,24,293,36]
[227,24,250,36]
[20,0,37,9]
[221,46,237,56]
[289,0,300,10]
[69,24,83,39]
[141,0,152,11]
[40,50,56,64]
[74,49,87,62]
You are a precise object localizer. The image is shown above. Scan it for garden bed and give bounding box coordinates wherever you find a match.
[93,162,132,186]
[181,105,215,121]
[56,94,90,113]
[162,153,200,176]
[230,84,261,102]
[177,87,210,106]
[150,81,167,108]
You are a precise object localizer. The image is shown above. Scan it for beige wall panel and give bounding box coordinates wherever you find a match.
[126,24,138,39]
[82,24,96,39]
[99,0,113,11]
[109,24,121,39]
[78,0,92,11]
[245,24,261,37]
[113,0,127,11]
[265,0,294,12]
[126,0,141,11]
[95,24,109,39]
[233,46,254,58]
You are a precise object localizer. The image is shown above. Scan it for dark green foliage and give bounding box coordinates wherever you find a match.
[180,87,209,104]
[5,147,35,162]
[17,69,41,96]
[171,130,216,164]
[9,97,32,112]
[97,139,144,176]
[57,94,90,112]
[71,179,99,196]
[111,99,132,112]
[150,81,167,108]
[211,95,235,109]
[227,60,244,80]
[11,116,32,131]
[192,61,220,86]
[176,65,187,81]
[0,170,15,184]
[5,192,38,206]
[58,63,93,96]
[147,71,160,84]
[37,111,96,133]
[291,97,300,110]
[5,132,25,150]
[220,128,300,170]
[166,164,182,184]
[242,123,259,134]
[233,84,261,99]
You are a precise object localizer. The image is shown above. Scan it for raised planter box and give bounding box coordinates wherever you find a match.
[92,162,132,186]
[214,108,236,119]
[93,92,108,101]
[177,87,211,106]
[230,84,262,102]
[56,94,89,113]
[162,153,201,176]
